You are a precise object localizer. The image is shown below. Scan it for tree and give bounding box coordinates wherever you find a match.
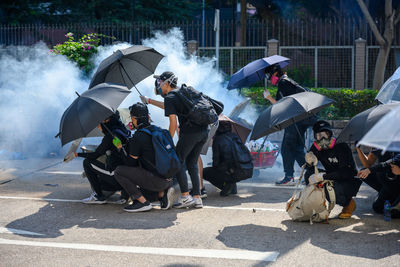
[356,0,400,89]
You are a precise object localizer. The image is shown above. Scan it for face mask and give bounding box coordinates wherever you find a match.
[313,137,336,151]
[128,122,135,130]
[271,75,279,85]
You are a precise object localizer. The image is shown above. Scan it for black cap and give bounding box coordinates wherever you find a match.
[129,102,148,118]
[313,120,332,134]
[153,71,175,81]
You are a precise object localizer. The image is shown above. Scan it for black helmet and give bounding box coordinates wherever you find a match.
[313,120,332,135]
[129,102,148,118]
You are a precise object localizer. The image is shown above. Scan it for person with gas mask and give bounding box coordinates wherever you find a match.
[114,103,175,212]
[143,71,209,209]
[74,111,130,204]
[263,63,315,186]
[304,120,362,219]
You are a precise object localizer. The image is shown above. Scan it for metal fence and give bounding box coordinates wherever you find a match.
[1,18,400,47]
[199,45,400,89]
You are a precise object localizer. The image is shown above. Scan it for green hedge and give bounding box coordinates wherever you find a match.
[241,87,379,120]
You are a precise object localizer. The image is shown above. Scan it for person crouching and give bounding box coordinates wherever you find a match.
[305,120,362,219]
[114,103,174,212]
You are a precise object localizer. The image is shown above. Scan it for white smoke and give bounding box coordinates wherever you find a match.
[0,28,255,160]
[0,43,89,158]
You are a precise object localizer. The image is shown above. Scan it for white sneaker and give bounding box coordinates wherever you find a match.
[193,197,203,208]
[82,192,106,204]
[173,195,195,209]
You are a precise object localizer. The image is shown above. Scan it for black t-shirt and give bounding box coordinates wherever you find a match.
[276,75,307,101]
[127,128,158,175]
[306,142,357,181]
[164,87,206,134]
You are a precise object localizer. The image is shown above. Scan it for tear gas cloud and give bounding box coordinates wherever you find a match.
[0,28,257,159]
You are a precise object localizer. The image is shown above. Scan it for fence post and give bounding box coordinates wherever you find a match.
[267,39,279,56]
[187,40,198,56]
[354,38,366,90]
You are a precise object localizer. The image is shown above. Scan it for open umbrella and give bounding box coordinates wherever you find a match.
[375,67,400,104]
[89,45,164,95]
[337,102,400,143]
[227,55,290,89]
[250,92,334,140]
[57,83,130,146]
[358,105,400,152]
[219,114,251,143]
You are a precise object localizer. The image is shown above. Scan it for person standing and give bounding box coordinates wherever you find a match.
[152,71,211,208]
[263,64,314,185]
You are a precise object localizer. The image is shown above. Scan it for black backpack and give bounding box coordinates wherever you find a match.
[229,135,254,182]
[139,126,181,179]
[174,84,219,126]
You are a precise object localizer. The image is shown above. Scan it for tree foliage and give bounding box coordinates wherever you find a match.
[0,0,202,24]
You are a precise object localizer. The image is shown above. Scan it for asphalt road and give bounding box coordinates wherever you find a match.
[0,157,399,267]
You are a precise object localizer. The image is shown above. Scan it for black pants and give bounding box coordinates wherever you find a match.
[175,129,209,195]
[281,123,308,178]
[364,172,400,213]
[114,165,172,200]
[333,179,362,207]
[203,167,235,190]
[83,158,127,198]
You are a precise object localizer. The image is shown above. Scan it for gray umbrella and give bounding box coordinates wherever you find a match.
[337,103,400,143]
[250,92,334,140]
[57,83,130,146]
[359,105,400,152]
[89,45,164,95]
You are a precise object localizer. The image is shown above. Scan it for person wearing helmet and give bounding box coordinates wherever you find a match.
[263,63,315,186]
[304,120,362,219]
[114,103,175,213]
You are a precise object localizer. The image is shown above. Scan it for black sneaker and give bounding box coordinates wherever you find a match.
[231,183,237,195]
[189,187,207,199]
[391,208,400,219]
[220,183,236,197]
[123,200,152,212]
[159,187,175,210]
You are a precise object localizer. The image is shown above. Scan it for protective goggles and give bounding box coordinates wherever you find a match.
[315,131,330,141]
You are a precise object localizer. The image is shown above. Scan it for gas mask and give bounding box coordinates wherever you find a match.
[154,78,164,97]
[154,75,176,98]
[313,131,336,150]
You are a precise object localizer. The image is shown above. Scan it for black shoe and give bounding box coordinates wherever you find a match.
[159,187,175,210]
[123,200,152,212]
[220,183,235,197]
[391,208,400,219]
[231,183,237,195]
[189,187,207,199]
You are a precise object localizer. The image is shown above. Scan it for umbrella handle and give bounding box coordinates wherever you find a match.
[118,60,143,97]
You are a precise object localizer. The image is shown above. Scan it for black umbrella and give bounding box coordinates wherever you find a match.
[250,92,334,141]
[57,83,130,146]
[337,102,400,143]
[89,45,164,95]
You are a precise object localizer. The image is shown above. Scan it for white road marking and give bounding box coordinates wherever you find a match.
[204,206,285,212]
[0,196,81,203]
[0,238,279,262]
[0,227,43,236]
[41,171,82,175]
[0,195,286,212]
[40,171,301,189]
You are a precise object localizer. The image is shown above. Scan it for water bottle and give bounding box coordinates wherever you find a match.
[384,200,391,221]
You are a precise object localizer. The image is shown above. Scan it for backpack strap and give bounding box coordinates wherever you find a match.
[324,180,336,212]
